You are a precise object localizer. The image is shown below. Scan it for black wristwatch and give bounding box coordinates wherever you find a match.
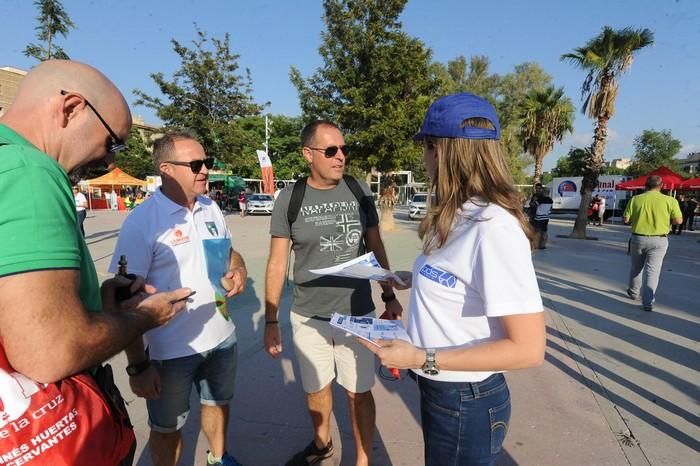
[381,292,396,303]
[126,359,151,376]
[421,348,440,376]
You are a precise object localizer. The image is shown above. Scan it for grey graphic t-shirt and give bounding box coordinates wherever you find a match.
[270,178,379,318]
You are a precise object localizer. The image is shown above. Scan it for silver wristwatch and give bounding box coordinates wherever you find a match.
[421,348,440,375]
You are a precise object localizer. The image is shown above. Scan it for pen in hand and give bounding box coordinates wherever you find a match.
[170,290,196,304]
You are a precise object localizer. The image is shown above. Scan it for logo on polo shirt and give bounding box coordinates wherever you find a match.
[205,222,218,237]
[419,264,457,288]
[170,228,191,246]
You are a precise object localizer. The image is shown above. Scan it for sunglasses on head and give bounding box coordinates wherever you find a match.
[306,145,350,158]
[164,158,214,173]
[60,90,126,154]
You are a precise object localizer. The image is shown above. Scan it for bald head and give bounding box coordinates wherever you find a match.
[1,60,131,172]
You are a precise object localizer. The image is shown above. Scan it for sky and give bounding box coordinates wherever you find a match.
[1,0,698,171]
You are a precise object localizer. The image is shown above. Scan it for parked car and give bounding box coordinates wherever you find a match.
[408,192,433,220]
[246,194,274,215]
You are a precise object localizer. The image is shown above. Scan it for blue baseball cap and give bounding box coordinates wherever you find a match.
[413,93,501,141]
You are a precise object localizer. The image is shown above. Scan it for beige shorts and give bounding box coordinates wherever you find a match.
[290,311,376,394]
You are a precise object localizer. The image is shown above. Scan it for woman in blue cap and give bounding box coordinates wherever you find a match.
[360,93,545,465]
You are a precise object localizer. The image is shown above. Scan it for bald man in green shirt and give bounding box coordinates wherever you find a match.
[623,175,683,311]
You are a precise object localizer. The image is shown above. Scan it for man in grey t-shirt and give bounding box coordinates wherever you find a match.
[264,120,402,466]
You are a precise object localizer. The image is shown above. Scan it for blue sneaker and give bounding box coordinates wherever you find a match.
[207,451,242,466]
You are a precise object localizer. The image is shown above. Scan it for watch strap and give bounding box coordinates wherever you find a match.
[126,359,151,376]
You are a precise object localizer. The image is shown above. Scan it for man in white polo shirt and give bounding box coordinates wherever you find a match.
[109,131,247,466]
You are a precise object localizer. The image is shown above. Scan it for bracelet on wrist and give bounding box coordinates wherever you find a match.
[265,320,279,325]
[381,292,397,303]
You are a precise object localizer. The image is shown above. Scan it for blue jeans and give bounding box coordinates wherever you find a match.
[147,332,238,432]
[416,373,510,466]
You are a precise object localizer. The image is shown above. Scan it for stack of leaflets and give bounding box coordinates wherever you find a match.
[329,312,411,347]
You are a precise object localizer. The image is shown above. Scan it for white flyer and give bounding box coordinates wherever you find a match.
[309,252,406,286]
[329,312,411,347]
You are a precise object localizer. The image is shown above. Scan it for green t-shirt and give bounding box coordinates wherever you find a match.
[0,124,101,312]
[623,190,683,236]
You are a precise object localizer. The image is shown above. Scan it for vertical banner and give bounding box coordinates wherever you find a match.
[256,150,275,194]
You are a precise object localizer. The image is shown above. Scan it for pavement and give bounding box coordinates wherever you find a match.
[82,208,699,466]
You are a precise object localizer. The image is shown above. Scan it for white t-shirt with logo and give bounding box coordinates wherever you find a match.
[408,199,543,382]
[109,188,235,360]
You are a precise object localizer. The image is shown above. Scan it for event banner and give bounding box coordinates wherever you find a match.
[256,150,275,194]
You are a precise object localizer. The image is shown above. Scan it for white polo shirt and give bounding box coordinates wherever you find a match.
[408,199,543,382]
[109,188,235,360]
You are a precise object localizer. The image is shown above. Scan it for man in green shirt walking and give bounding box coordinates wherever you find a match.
[623,175,683,311]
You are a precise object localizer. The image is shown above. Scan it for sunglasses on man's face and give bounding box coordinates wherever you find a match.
[164,158,214,173]
[306,145,350,158]
[60,90,126,154]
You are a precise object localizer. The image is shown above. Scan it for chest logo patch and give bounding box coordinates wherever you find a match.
[205,221,218,237]
[170,228,191,246]
[419,264,457,289]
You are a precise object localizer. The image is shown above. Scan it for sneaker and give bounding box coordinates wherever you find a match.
[207,451,242,466]
[285,439,334,466]
[626,289,638,300]
[642,304,653,312]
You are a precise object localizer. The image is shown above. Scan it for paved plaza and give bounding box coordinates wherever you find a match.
[83,209,699,466]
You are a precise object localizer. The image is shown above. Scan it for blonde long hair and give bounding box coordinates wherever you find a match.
[418,118,535,253]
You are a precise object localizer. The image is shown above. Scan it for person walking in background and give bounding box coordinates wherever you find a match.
[110,131,247,466]
[238,190,247,217]
[73,185,89,236]
[361,93,545,465]
[597,194,606,226]
[671,194,687,235]
[624,175,683,311]
[531,183,553,249]
[684,195,698,231]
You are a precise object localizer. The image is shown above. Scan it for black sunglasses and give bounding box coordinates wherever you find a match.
[306,145,350,158]
[60,90,126,153]
[164,158,214,173]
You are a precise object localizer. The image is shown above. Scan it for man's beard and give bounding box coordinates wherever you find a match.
[68,159,112,184]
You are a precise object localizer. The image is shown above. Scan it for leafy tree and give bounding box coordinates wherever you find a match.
[627,129,682,176]
[134,27,265,175]
[562,26,654,238]
[115,126,155,180]
[290,0,440,177]
[552,147,588,176]
[23,0,75,61]
[237,115,306,179]
[517,86,575,184]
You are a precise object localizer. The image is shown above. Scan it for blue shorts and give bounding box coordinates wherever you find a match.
[147,332,238,433]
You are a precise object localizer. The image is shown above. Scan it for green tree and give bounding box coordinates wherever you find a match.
[115,127,155,180]
[237,115,306,179]
[23,0,75,61]
[134,27,265,175]
[552,147,589,177]
[290,0,440,178]
[627,129,682,176]
[562,26,654,238]
[517,86,575,184]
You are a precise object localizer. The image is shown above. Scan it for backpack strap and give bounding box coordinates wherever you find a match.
[287,176,308,227]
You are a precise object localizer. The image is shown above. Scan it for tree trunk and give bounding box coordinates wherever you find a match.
[570,116,608,238]
[379,204,396,231]
[533,155,544,185]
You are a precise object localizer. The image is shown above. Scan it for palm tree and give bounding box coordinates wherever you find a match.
[562,26,654,238]
[519,86,575,185]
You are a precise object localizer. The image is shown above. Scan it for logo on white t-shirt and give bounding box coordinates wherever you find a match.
[205,222,218,237]
[419,264,457,288]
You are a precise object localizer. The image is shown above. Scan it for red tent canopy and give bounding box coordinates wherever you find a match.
[615,166,687,190]
[679,177,700,190]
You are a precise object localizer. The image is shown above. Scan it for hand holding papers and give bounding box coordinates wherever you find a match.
[309,252,407,286]
[329,312,411,347]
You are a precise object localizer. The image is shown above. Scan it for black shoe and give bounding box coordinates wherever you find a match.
[285,439,334,466]
[626,289,638,300]
[642,305,653,312]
